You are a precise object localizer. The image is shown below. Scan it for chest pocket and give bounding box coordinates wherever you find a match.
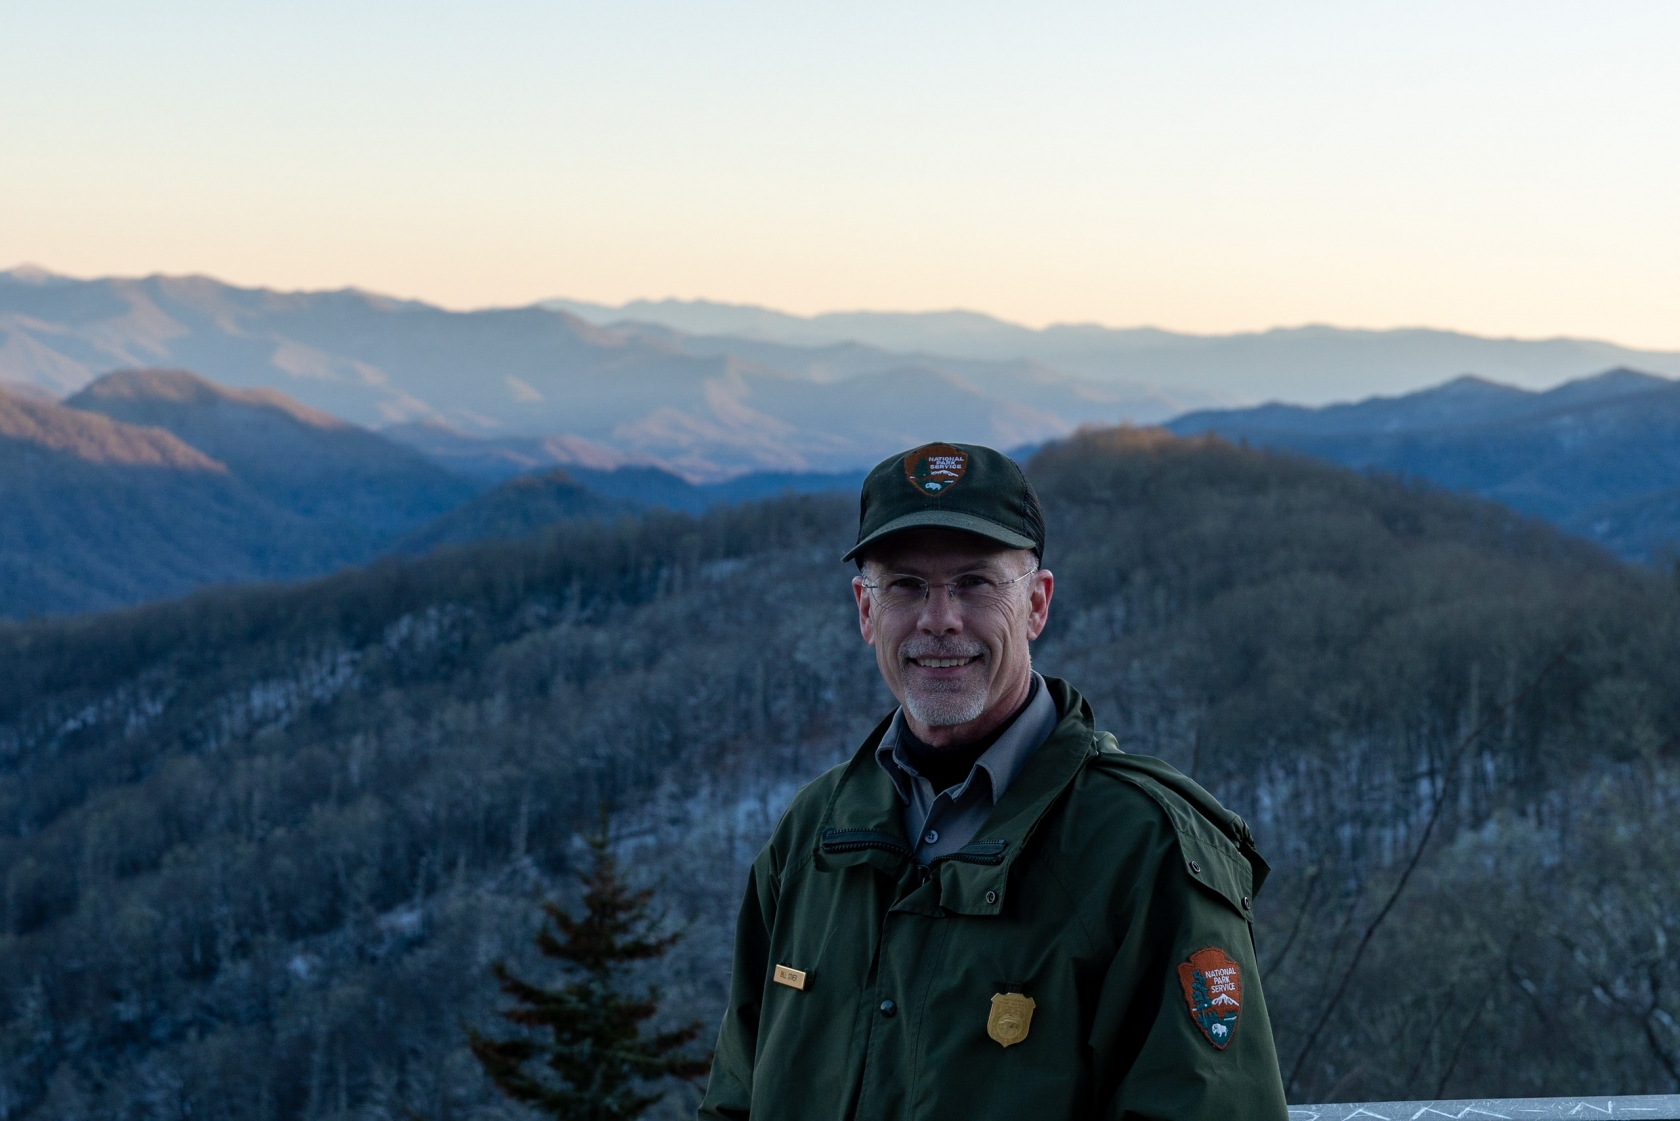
[883,855,1097,1119]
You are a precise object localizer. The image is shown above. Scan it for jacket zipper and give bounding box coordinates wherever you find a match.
[931,841,1008,867]
[821,830,1009,866]
[821,828,911,856]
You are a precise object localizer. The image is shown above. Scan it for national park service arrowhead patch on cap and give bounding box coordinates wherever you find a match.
[903,443,969,496]
[1178,947,1242,1049]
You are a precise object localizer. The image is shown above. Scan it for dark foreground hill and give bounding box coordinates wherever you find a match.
[1168,367,1680,559]
[0,369,479,618]
[2,429,1679,1119]
[391,468,632,553]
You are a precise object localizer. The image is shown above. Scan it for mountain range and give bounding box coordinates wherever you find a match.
[550,296,1680,404]
[12,267,1680,482]
[1167,367,1680,559]
[0,268,1190,481]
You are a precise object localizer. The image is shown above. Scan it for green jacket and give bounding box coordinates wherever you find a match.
[698,678,1289,1121]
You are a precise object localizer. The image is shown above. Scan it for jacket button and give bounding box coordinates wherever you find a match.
[879,999,897,1018]
[985,890,998,905]
[1188,860,1201,874]
[1242,895,1252,910]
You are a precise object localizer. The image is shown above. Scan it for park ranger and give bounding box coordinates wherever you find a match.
[699,442,1289,1120]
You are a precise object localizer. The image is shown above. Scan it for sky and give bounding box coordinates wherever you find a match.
[4,1,1678,347]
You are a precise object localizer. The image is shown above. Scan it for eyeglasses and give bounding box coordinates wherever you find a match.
[860,566,1039,613]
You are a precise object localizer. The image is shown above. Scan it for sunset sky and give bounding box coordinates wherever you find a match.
[5,1,1677,346]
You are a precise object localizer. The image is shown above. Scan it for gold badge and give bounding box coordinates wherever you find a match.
[987,992,1036,1047]
[772,964,807,991]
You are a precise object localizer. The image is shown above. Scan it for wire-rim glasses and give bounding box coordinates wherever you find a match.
[860,566,1039,613]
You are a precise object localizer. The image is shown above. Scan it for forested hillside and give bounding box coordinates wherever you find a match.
[69,369,476,545]
[391,468,633,554]
[2,429,1678,1119]
[0,369,477,618]
[0,385,319,619]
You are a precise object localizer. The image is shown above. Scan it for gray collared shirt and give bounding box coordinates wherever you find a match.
[874,672,1059,863]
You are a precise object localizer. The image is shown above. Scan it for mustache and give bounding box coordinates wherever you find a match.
[899,638,986,661]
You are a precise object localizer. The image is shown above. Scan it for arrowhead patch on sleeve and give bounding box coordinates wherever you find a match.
[1177,947,1242,1049]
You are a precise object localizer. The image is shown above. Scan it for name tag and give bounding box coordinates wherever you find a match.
[773,964,808,991]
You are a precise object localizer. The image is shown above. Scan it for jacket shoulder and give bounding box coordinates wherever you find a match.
[1085,732,1271,907]
[756,756,852,873]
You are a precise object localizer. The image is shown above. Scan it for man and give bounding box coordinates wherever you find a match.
[699,442,1288,1120]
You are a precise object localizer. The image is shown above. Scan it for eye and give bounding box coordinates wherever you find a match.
[955,574,997,590]
[886,576,927,593]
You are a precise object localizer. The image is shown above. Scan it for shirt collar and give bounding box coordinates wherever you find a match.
[874,673,1058,807]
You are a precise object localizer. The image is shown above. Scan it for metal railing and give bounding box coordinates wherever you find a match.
[1290,1096,1680,1119]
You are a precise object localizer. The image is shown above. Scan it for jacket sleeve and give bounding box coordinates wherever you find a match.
[1099,840,1290,1121]
[697,850,778,1120]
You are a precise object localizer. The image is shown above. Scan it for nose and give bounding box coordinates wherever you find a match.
[915,586,963,633]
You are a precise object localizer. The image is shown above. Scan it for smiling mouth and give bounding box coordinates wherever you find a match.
[909,656,979,668]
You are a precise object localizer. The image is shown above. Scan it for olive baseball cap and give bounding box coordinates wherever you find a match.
[842,441,1045,563]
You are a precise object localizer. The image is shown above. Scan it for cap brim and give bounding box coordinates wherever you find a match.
[840,510,1037,563]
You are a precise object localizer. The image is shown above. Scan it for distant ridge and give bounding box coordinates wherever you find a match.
[0,384,223,470]
[70,368,475,534]
[3,262,69,285]
[0,369,480,618]
[1167,367,1680,560]
[544,297,1042,353]
[1170,368,1670,436]
[73,366,351,429]
[547,295,1680,402]
[0,383,291,616]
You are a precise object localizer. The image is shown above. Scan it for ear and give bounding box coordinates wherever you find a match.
[1024,569,1054,641]
[853,574,878,647]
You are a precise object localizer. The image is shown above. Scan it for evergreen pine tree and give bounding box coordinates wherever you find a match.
[468,833,710,1119]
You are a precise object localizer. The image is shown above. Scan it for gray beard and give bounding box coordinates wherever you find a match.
[898,637,994,727]
[903,684,989,728]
